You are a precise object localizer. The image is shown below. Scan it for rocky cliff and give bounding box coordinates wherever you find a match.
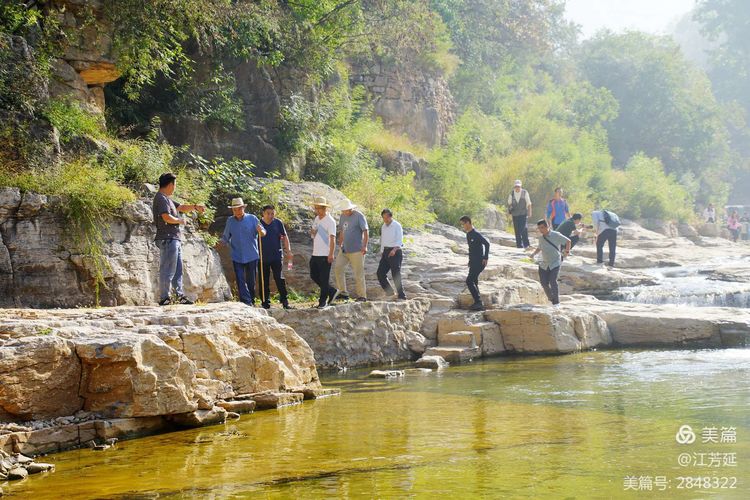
[0,187,230,308]
[0,303,321,454]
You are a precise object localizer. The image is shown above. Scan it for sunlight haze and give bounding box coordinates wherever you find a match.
[565,0,698,38]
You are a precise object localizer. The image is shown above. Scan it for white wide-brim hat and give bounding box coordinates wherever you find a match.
[228,197,247,209]
[340,200,357,211]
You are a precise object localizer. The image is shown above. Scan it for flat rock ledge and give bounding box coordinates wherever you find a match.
[0,303,329,455]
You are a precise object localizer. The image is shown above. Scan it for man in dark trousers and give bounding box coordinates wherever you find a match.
[530,219,571,307]
[377,208,406,300]
[259,204,292,309]
[460,216,490,311]
[592,209,619,267]
[507,179,532,248]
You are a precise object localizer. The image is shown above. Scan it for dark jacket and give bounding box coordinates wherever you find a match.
[467,228,490,264]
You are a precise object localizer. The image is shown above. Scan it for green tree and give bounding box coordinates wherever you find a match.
[578,31,732,204]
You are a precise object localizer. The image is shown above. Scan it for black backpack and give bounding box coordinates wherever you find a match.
[602,210,621,228]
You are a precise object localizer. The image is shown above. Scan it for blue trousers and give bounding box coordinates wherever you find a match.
[156,239,184,301]
[233,260,258,305]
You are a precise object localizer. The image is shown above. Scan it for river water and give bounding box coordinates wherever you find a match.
[6,350,750,499]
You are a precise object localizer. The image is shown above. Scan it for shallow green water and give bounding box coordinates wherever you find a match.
[5,349,750,499]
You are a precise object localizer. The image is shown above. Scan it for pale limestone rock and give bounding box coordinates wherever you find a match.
[0,304,320,431]
[169,407,227,427]
[485,307,611,353]
[76,334,197,418]
[216,400,256,414]
[415,355,448,369]
[252,392,304,409]
[270,300,431,369]
[0,336,82,420]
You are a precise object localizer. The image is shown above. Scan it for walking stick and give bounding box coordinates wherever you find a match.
[258,229,265,305]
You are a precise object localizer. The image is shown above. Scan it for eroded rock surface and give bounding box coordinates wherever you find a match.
[0,304,319,422]
[0,189,230,307]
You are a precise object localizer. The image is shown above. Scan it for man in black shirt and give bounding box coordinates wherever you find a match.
[460,216,490,311]
[556,213,583,252]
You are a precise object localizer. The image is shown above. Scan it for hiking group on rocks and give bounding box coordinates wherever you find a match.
[152,172,622,311]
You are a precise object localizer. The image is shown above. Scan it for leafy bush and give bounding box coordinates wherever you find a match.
[604,154,693,221]
[344,167,435,233]
[43,98,105,142]
[0,159,135,302]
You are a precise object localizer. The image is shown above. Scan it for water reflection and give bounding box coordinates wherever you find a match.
[6,350,749,499]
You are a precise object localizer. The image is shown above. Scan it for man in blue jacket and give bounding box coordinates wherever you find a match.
[219,198,266,305]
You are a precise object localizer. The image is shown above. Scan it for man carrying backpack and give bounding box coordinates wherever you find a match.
[507,180,532,248]
[529,219,571,306]
[591,209,620,267]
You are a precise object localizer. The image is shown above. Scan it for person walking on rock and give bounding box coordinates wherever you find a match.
[152,172,205,305]
[259,204,292,309]
[220,198,266,306]
[556,213,584,253]
[334,201,369,302]
[507,179,531,248]
[704,203,716,223]
[546,187,570,230]
[530,219,570,306]
[591,209,620,267]
[377,208,406,300]
[727,210,741,242]
[460,216,490,311]
[310,196,338,309]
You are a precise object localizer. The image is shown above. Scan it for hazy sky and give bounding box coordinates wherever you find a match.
[564,0,698,38]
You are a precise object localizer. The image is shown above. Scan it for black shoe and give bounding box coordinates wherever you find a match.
[316,304,330,310]
[338,293,351,301]
[283,304,293,310]
[175,295,193,305]
[469,302,485,311]
[262,302,271,310]
[397,295,407,301]
[158,298,172,306]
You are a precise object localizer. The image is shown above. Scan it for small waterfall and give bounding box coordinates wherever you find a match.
[613,275,750,308]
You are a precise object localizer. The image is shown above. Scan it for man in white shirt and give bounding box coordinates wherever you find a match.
[506,179,532,248]
[377,208,406,300]
[310,196,338,309]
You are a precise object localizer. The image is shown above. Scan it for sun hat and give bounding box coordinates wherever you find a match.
[340,200,357,211]
[514,180,522,187]
[227,198,247,209]
[312,196,331,207]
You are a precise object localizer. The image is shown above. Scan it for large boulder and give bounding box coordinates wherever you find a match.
[0,304,320,423]
[0,337,83,421]
[484,307,611,353]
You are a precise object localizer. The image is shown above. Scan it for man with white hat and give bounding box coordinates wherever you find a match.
[219,198,266,306]
[507,179,532,248]
[310,196,338,309]
[334,200,369,301]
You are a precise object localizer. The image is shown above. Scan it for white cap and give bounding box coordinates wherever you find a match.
[514,180,522,187]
